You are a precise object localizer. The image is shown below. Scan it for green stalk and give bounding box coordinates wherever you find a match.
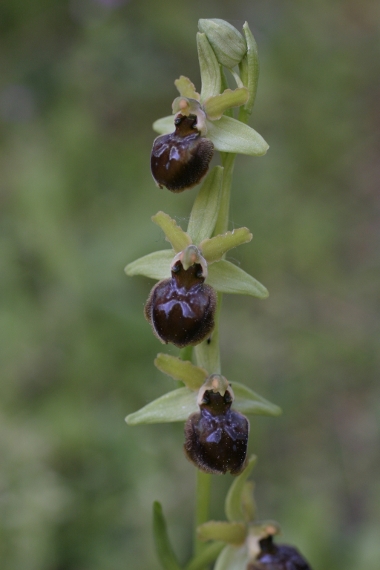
[194,470,212,556]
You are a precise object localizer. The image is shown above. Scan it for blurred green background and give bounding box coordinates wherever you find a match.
[1,1,379,569]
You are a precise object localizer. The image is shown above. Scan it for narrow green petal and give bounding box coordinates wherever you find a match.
[203,88,248,121]
[225,456,257,522]
[125,250,173,281]
[187,166,224,244]
[125,387,197,425]
[214,544,249,570]
[152,211,192,253]
[174,75,200,100]
[197,522,247,546]
[197,32,221,101]
[242,22,259,114]
[233,383,282,417]
[207,260,268,298]
[200,228,252,264]
[154,353,208,391]
[206,116,268,156]
[153,502,182,570]
[153,115,175,135]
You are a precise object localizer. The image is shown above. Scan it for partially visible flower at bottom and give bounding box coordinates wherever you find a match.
[184,375,249,475]
[247,536,312,570]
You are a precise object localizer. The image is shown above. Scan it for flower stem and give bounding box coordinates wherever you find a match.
[213,152,236,236]
[194,470,212,556]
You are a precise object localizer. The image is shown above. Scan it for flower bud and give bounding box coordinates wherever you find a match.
[184,377,249,475]
[151,113,214,192]
[248,536,312,570]
[144,256,216,348]
[198,19,247,69]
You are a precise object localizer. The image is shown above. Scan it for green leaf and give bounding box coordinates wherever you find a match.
[207,260,268,298]
[175,76,200,100]
[242,22,259,114]
[206,116,268,156]
[185,542,225,570]
[153,502,182,570]
[240,482,257,524]
[125,250,173,281]
[197,521,246,545]
[125,387,197,425]
[152,211,192,253]
[232,382,282,417]
[214,544,249,570]
[153,115,175,135]
[200,228,252,264]
[225,455,257,522]
[203,88,248,120]
[197,33,221,101]
[187,166,224,244]
[154,353,208,391]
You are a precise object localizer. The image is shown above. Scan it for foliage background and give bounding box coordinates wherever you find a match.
[1,1,379,569]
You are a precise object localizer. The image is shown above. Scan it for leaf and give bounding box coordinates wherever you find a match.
[154,353,208,391]
[153,115,175,135]
[200,228,252,264]
[203,88,248,120]
[174,76,200,101]
[225,455,257,522]
[125,387,197,425]
[242,22,259,114]
[187,166,224,244]
[207,260,269,298]
[125,250,173,281]
[153,502,182,570]
[197,33,221,101]
[197,521,246,545]
[206,116,268,156]
[152,211,192,253]
[214,544,249,570]
[232,382,282,417]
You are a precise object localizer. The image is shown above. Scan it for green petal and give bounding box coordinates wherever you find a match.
[203,88,248,120]
[233,383,282,417]
[206,116,268,156]
[197,32,221,101]
[197,521,247,545]
[125,250,173,280]
[174,75,200,101]
[153,115,175,135]
[153,502,182,570]
[225,455,257,522]
[152,211,192,253]
[154,353,208,391]
[241,22,259,114]
[207,260,268,298]
[187,166,224,244]
[125,387,197,425]
[200,228,252,264]
[214,544,249,570]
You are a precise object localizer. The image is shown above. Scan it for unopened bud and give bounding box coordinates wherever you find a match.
[198,19,247,69]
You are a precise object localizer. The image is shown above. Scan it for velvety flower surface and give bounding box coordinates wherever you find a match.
[184,384,249,475]
[144,258,216,348]
[248,537,312,570]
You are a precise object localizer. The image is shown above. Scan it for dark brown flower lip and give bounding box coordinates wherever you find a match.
[247,536,312,570]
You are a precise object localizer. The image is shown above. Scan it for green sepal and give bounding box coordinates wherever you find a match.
[240,482,257,524]
[203,88,248,120]
[200,228,252,264]
[232,383,282,417]
[187,166,224,244]
[152,211,192,253]
[185,542,225,570]
[241,22,259,114]
[198,19,247,70]
[154,353,208,391]
[125,249,173,281]
[207,260,268,298]
[225,455,257,523]
[197,32,221,101]
[175,75,200,101]
[206,115,268,155]
[214,544,249,570]
[153,115,175,135]
[153,502,182,570]
[197,521,247,546]
[125,387,197,425]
